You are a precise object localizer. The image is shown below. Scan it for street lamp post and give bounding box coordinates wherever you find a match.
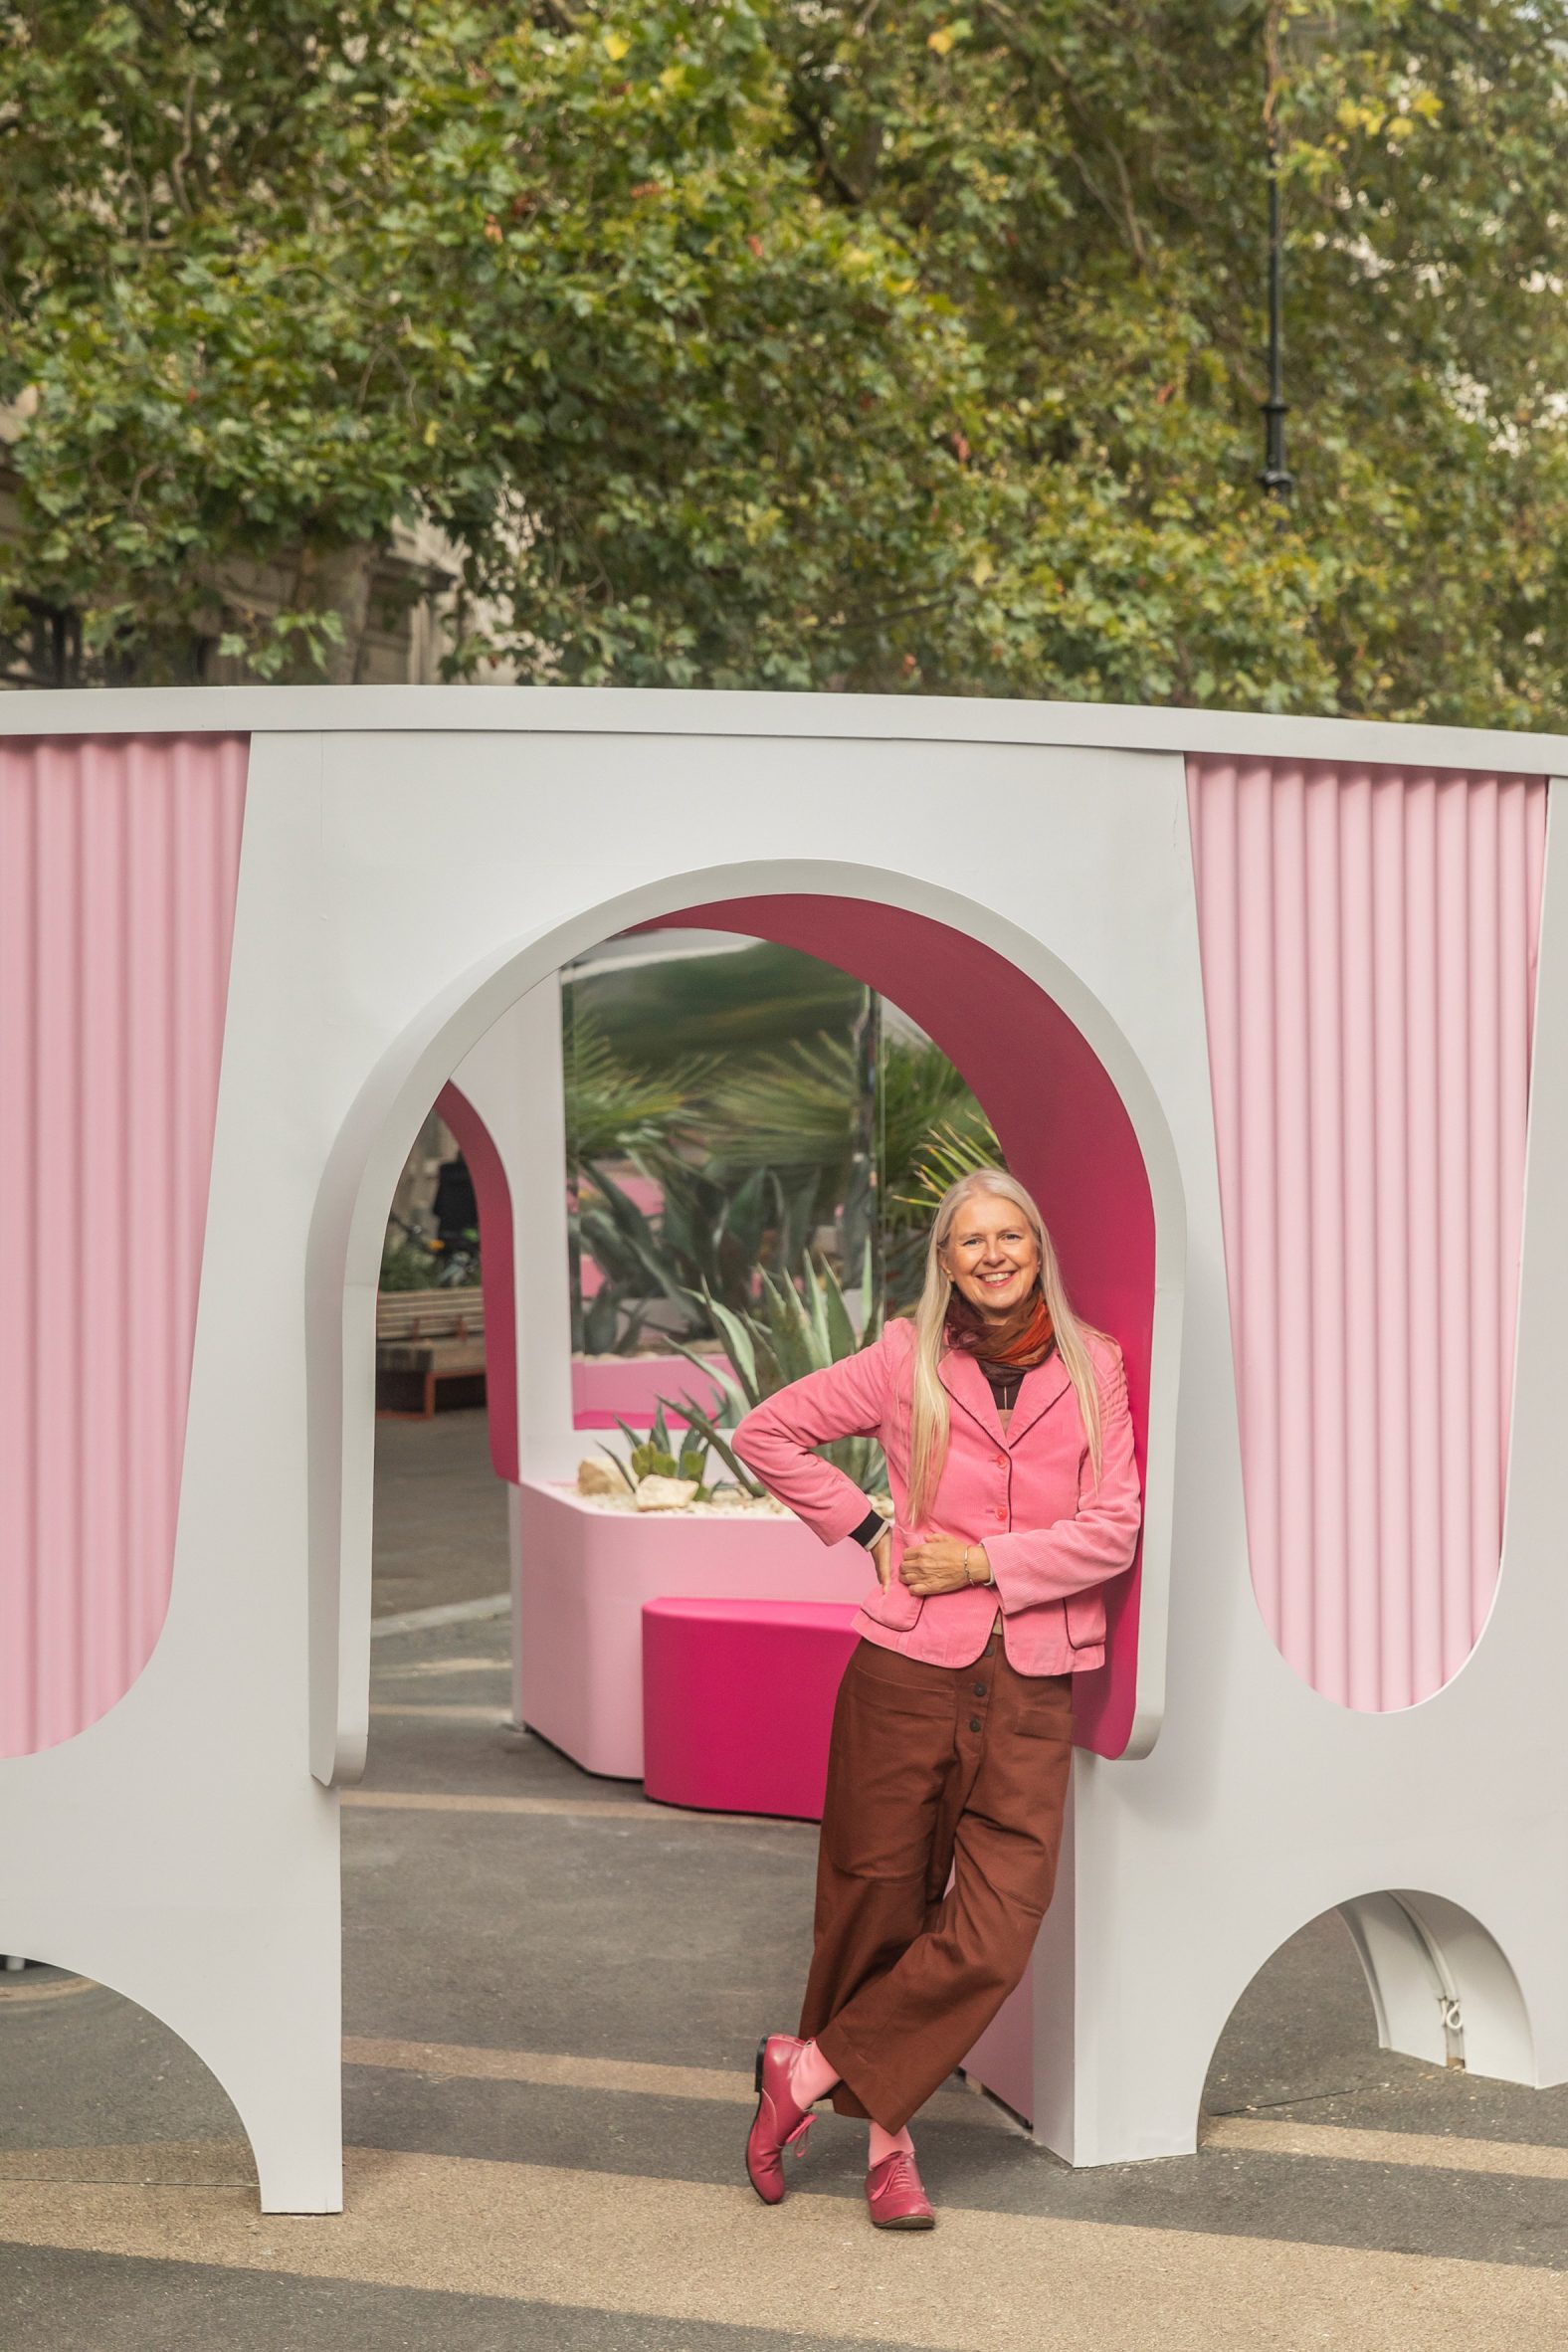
[1260,106,1293,498]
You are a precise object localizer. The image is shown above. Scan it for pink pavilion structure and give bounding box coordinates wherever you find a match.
[0,685,1563,2208]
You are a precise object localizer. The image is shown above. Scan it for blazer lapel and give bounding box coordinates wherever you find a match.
[938,1341,1075,1450]
[1002,1346,1073,1449]
[938,1347,1005,1445]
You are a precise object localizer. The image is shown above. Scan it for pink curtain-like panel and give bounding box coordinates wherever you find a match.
[1186,758,1548,1712]
[0,734,249,1758]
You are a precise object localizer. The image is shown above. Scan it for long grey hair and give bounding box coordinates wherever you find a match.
[903,1166,1109,1531]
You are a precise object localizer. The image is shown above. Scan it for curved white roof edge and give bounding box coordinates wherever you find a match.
[0,681,1564,774]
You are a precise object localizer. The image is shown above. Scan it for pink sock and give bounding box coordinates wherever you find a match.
[789,2038,840,2107]
[869,2122,914,2167]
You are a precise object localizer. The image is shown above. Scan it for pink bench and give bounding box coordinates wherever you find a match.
[641,1598,862,1819]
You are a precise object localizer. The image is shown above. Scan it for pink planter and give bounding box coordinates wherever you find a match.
[642,1598,861,1820]
[511,1478,873,1778]
[571,1353,732,1431]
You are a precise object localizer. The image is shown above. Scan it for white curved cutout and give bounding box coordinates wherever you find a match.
[0,1935,295,2202]
[1340,1889,1535,2083]
[1195,1887,1535,2156]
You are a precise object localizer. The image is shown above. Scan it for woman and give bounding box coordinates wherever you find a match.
[730,1167,1143,2231]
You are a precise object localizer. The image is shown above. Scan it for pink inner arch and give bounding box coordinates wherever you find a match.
[632,894,1158,1765]
[453,892,1157,1760]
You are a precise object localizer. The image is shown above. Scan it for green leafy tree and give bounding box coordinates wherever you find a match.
[772,0,1568,721]
[4,1,1567,718]
[0,0,988,685]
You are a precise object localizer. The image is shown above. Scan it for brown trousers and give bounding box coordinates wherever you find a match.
[799,1628,1074,2134]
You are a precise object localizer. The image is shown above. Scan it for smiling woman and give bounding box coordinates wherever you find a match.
[730,1164,1143,2230]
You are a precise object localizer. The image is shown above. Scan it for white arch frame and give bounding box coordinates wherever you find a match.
[308,855,1188,1786]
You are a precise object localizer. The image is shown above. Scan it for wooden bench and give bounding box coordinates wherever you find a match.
[375,1286,487,1419]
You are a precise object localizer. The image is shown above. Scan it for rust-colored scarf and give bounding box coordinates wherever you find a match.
[944,1281,1056,1373]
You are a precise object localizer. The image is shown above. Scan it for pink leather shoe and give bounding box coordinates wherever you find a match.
[866,2149,935,2230]
[745,2034,816,2206]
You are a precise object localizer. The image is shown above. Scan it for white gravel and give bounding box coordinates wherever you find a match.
[565,1484,793,1517]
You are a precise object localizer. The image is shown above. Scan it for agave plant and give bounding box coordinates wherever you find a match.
[595,1402,714,1496]
[652,1242,888,1498]
[571,1248,660,1357]
[654,1152,823,1315]
[573,1152,823,1350]
[569,1168,669,1355]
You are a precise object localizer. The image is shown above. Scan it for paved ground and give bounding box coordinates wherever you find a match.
[5,1408,1568,2345]
[369,1405,510,1620]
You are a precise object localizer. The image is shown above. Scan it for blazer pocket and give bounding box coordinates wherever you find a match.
[1064,1590,1105,1652]
[862,1532,924,1633]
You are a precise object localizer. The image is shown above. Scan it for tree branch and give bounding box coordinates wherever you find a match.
[166,70,198,219]
[787,91,868,209]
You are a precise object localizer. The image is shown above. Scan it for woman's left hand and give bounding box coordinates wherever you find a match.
[899,1536,989,1596]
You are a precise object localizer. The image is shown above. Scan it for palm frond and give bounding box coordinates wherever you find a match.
[564,1001,718,1171]
[700,1032,861,1176]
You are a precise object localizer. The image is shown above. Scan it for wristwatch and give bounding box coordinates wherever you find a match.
[849,1506,885,1548]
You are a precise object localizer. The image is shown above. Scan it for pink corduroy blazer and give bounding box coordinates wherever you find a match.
[730,1314,1143,1676]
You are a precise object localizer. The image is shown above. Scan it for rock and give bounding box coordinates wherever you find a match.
[633,1474,700,1512]
[576,1458,627,1497]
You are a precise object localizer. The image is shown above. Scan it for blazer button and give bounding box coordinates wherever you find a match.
[994,1453,1006,1468]
[995,1506,1007,1520]
[972,1680,987,1697]
[968,1716,983,1733]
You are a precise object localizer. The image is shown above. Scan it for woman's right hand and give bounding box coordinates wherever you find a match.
[869,1526,893,1591]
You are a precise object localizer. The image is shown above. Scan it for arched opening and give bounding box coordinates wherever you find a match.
[1338,1889,1533,2083]
[357,882,1164,1770]
[1203,1891,1535,2137]
[312,857,1182,1765]
[334,865,1174,2162]
[1204,1906,1392,2123]
[0,1957,254,2188]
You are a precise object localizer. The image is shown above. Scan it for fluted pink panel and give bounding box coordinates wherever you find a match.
[1186,759,1547,1711]
[0,734,249,1757]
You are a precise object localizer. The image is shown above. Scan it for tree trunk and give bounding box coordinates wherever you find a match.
[293,540,381,684]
